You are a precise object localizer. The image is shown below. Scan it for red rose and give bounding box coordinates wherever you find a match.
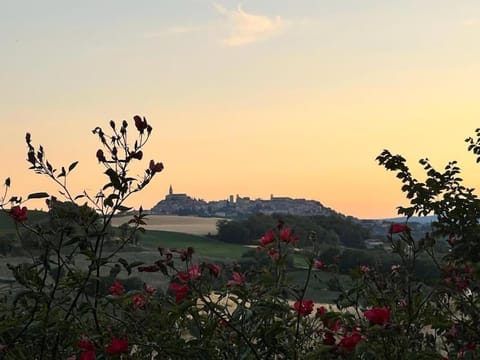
[268,248,279,260]
[324,319,342,331]
[314,260,327,270]
[227,272,246,287]
[279,227,298,243]
[96,149,106,162]
[133,115,148,133]
[132,294,146,309]
[149,160,164,175]
[363,307,390,325]
[10,205,28,223]
[80,350,96,360]
[259,230,275,247]
[78,339,94,351]
[188,264,201,280]
[106,337,128,355]
[339,332,362,352]
[109,280,124,297]
[316,306,326,318]
[204,263,221,277]
[293,299,314,316]
[280,227,292,241]
[323,332,336,346]
[169,283,189,302]
[78,338,96,360]
[177,272,190,283]
[359,265,370,274]
[145,285,156,295]
[389,223,410,234]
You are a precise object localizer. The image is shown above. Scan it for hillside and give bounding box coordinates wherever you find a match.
[112,215,221,236]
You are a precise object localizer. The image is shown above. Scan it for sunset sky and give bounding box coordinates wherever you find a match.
[2,0,480,219]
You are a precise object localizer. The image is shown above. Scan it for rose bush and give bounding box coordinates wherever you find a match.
[0,117,479,359]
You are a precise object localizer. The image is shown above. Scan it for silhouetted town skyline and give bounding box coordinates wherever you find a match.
[151,185,335,217]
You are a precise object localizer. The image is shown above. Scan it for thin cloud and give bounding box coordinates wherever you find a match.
[143,25,203,39]
[463,18,479,26]
[213,3,286,46]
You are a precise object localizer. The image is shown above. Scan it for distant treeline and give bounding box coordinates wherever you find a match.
[215,213,370,248]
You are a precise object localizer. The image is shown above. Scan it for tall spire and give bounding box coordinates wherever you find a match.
[169,185,173,195]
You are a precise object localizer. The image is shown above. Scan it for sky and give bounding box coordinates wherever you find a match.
[1,0,480,219]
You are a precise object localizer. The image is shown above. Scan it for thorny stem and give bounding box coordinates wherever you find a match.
[294,260,313,360]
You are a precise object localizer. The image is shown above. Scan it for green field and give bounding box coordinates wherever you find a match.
[139,230,249,260]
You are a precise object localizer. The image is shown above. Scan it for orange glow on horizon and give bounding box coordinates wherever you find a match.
[2,2,480,219]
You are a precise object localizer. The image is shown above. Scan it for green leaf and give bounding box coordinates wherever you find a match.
[105,168,122,191]
[104,194,119,208]
[118,258,129,270]
[116,205,132,212]
[27,192,49,199]
[68,161,79,172]
[58,166,66,178]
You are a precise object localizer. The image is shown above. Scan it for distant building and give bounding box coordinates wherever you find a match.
[150,187,335,217]
[165,185,189,201]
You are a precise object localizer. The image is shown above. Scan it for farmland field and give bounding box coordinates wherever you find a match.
[112,215,223,235]
[139,230,248,259]
[0,213,342,303]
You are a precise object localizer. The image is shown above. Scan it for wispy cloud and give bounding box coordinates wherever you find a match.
[143,25,203,39]
[213,3,286,46]
[463,18,479,26]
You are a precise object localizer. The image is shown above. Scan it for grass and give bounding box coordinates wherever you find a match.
[139,230,249,260]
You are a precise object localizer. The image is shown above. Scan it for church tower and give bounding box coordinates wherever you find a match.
[169,185,173,195]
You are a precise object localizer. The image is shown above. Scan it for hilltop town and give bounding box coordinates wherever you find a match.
[150,186,335,218]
